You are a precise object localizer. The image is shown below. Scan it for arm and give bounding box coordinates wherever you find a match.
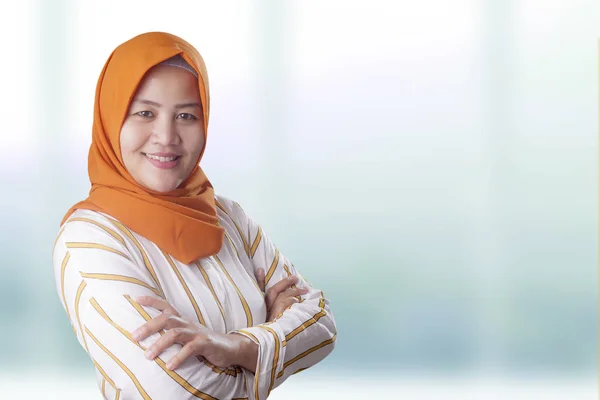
[217,197,338,397]
[53,218,259,400]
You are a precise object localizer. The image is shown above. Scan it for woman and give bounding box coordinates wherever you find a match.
[52,31,337,400]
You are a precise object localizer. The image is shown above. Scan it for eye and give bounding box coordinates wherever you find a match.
[176,113,197,121]
[135,110,154,118]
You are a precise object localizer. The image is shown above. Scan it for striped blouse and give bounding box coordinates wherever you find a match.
[52,195,337,400]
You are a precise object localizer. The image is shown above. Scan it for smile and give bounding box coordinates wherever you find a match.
[142,153,181,169]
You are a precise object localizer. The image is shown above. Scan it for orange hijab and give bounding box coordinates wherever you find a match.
[62,32,224,264]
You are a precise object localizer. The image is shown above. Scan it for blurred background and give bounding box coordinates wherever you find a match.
[0,0,598,398]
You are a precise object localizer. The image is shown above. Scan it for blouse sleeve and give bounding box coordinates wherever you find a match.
[216,197,338,399]
[52,216,262,400]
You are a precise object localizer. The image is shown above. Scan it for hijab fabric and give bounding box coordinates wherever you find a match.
[62,31,224,264]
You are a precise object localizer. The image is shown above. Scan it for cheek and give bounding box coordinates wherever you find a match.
[183,131,206,158]
[120,124,148,156]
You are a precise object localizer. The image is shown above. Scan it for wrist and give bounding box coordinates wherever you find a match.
[228,333,258,372]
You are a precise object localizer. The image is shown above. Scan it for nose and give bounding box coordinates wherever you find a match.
[151,116,180,146]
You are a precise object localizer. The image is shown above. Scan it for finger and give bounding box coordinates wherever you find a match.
[166,340,205,370]
[133,314,186,341]
[135,296,180,316]
[269,296,299,322]
[256,268,266,292]
[144,328,195,360]
[266,276,298,308]
[284,287,309,299]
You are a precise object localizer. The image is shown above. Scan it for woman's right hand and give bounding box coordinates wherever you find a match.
[255,269,308,322]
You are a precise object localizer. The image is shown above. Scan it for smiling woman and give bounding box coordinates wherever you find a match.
[120,58,206,193]
[52,32,336,400]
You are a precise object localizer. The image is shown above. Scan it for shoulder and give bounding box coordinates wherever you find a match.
[53,210,131,260]
[214,193,247,221]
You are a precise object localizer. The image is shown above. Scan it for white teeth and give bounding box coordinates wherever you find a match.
[145,154,178,162]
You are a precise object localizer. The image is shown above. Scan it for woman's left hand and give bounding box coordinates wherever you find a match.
[131,296,249,371]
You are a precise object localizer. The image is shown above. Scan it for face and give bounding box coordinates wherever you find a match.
[120,65,205,193]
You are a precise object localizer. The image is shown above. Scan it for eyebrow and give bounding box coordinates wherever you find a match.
[133,99,202,110]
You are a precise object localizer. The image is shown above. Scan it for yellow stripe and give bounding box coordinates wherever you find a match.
[257,325,281,395]
[93,359,116,390]
[90,297,219,399]
[109,219,165,298]
[66,242,130,260]
[236,330,261,399]
[195,262,227,330]
[69,217,127,246]
[213,255,253,327]
[215,200,249,255]
[124,295,239,378]
[115,389,121,400]
[75,281,89,352]
[80,272,161,297]
[249,226,262,258]
[283,264,301,301]
[163,251,205,326]
[264,249,280,286]
[102,378,106,397]
[292,367,308,375]
[285,310,327,342]
[59,251,76,335]
[223,232,240,260]
[85,326,151,399]
[222,234,263,296]
[278,334,337,377]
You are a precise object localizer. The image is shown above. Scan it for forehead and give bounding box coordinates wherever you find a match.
[134,65,200,99]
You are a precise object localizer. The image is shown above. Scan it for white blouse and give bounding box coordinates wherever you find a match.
[52,195,337,399]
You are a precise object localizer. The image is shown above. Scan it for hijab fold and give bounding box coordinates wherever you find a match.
[62,32,224,264]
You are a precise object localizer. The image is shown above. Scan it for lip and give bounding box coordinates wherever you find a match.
[142,152,181,170]
[144,152,180,157]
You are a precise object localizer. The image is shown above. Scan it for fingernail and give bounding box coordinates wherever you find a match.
[301,288,309,293]
[132,330,140,340]
[166,361,174,370]
[145,350,154,359]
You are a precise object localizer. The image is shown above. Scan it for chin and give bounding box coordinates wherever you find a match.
[144,180,180,193]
